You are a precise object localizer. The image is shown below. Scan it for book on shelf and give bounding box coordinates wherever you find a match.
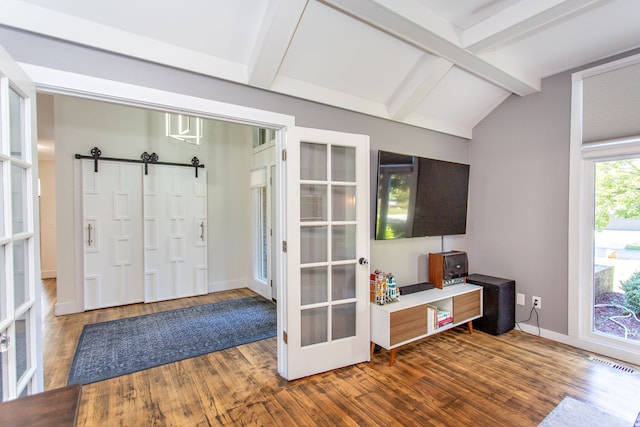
[436,309,453,328]
[426,305,437,333]
[438,317,453,328]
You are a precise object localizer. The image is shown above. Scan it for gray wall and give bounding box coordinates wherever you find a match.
[468,73,571,333]
[0,27,470,289]
[469,47,640,335]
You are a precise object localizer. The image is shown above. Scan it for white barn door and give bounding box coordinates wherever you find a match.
[144,165,207,302]
[82,160,144,309]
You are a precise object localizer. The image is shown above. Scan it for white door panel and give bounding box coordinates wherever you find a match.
[82,160,144,309]
[144,165,207,302]
[284,127,370,380]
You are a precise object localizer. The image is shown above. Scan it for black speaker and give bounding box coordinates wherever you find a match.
[466,274,515,335]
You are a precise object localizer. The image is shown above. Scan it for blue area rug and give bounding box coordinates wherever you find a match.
[67,296,276,385]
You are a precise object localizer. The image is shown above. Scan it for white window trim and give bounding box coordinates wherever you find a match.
[568,53,640,366]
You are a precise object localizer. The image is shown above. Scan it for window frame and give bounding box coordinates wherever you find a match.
[568,53,640,366]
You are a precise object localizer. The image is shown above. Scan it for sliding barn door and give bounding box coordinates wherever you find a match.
[82,160,144,309]
[144,165,208,302]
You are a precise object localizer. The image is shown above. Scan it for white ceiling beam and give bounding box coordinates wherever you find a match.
[248,0,309,88]
[464,0,608,53]
[387,55,453,121]
[370,0,461,45]
[320,0,540,96]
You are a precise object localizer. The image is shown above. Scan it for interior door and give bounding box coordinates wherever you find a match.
[0,45,42,398]
[82,159,144,309]
[284,126,370,380]
[144,165,207,302]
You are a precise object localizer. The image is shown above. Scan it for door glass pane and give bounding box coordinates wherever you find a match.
[332,185,356,222]
[300,226,327,264]
[252,187,268,282]
[11,165,26,234]
[13,239,28,308]
[9,87,25,160]
[332,225,356,261]
[301,185,327,222]
[331,146,355,182]
[16,312,29,382]
[301,307,327,347]
[0,245,5,322]
[300,143,327,181]
[301,266,328,305]
[332,264,356,301]
[0,163,4,237]
[0,346,6,400]
[332,303,356,340]
[593,159,640,344]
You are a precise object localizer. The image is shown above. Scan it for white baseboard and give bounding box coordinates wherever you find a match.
[514,322,572,345]
[41,270,56,279]
[55,301,82,316]
[208,279,245,293]
[246,280,272,300]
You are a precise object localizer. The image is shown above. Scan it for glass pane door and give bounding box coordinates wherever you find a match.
[0,48,40,400]
[285,126,370,380]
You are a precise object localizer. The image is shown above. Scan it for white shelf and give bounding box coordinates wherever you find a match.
[370,283,483,364]
[371,283,481,313]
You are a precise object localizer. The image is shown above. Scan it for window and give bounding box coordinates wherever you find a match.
[251,167,269,284]
[593,158,640,344]
[253,186,268,282]
[569,53,640,365]
[253,128,275,150]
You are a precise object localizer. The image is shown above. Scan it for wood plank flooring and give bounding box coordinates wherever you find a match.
[41,279,640,426]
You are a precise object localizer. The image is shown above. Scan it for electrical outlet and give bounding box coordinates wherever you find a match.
[516,293,525,306]
[532,296,542,309]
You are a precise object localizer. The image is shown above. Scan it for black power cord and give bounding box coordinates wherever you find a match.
[516,305,541,336]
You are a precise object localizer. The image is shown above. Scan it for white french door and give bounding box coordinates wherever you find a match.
[82,160,144,309]
[144,165,207,302]
[0,46,42,399]
[283,127,370,380]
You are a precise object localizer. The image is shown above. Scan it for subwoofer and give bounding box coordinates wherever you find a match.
[466,274,515,336]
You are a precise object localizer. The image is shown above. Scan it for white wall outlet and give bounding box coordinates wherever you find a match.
[516,293,525,306]
[532,296,542,309]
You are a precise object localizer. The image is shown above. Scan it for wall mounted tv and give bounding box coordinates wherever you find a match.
[375,150,470,240]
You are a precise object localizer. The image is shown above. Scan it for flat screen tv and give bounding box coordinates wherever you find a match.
[375,150,470,240]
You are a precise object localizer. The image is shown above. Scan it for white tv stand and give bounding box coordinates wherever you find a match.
[370,283,483,366]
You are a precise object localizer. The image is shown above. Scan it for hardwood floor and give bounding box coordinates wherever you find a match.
[41,279,640,426]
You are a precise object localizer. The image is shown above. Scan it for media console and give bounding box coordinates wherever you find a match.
[370,283,483,366]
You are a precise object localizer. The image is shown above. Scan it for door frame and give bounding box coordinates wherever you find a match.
[20,62,296,377]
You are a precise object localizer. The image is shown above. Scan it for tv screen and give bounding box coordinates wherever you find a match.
[375,150,470,240]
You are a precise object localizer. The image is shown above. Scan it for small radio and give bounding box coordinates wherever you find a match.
[428,251,468,289]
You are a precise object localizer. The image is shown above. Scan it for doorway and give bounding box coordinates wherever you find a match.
[28,65,372,381]
[36,93,279,309]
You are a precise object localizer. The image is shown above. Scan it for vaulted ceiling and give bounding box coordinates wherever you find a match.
[2,0,640,138]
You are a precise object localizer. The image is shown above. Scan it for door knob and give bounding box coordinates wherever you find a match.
[359,257,369,265]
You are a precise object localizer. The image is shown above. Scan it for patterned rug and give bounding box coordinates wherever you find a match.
[67,296,276,385]
[539,396,629,427]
